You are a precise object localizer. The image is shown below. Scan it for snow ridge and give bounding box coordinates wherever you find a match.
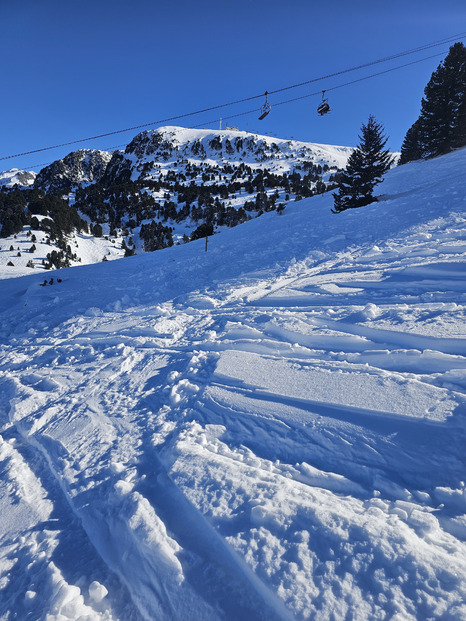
[125,125,353,170]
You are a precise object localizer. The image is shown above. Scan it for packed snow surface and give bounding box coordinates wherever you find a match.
[0,147,465,620]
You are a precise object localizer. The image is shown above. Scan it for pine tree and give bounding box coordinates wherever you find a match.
[399,42,466,163]
[398,119,424,165]
[332,115,393,213]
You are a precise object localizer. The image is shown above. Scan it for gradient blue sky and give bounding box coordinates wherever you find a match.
[1,0,466,172]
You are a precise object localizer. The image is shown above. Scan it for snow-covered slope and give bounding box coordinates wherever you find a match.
[0,147,465,620]
[124,125,353,170]
[0,168,36,188]
[105,124,352,193]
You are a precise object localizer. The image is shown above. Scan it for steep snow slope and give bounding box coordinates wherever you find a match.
[0,148,465,620]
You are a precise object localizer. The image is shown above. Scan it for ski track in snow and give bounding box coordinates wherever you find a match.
[0,148,465,619]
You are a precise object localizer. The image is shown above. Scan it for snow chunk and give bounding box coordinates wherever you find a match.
[361,302,382,320]
[88,580,108,603]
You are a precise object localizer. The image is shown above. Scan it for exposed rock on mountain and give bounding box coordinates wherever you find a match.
[0,168,37,188]
[124,126,353,175]
[34,148,112,194]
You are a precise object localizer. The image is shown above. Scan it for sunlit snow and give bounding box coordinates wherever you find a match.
[0,146,465,620]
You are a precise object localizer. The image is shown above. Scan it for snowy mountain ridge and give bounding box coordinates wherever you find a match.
[0,145,465,620]
[103,125,352,188]
[123,125,353,169]
[0,168,36,188]
[0,126,355,278]
[34,148,113,194]
[3,126,352,193]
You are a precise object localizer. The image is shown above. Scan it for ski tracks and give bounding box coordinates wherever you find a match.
[1,214,465,620]
[0,302,292,620]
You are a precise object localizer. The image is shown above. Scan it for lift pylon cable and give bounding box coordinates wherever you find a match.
[2,33,465,164]
[13,48,455,171]
[194,49,450,130]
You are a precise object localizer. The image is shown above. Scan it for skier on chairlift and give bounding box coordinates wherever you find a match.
[317,91,330,116]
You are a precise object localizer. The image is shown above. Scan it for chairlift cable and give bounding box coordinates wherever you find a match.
[14,49,454,170]
[266,32,466,97]
[274,50,449,110]
[2,33,465,163]
[194,50,450,128]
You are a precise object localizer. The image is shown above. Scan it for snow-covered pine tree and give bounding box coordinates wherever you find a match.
[332,115,393,213]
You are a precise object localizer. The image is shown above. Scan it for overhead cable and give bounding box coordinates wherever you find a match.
[192,50,450,129]
[2,32,465,163]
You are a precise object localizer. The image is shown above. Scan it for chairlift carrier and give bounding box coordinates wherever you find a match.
[258,91,271,120]
[317,90,330,116]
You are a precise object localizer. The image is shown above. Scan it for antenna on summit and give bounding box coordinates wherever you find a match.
[219,118,222,130]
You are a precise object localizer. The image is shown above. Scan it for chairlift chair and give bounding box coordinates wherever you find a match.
[317,91,330,116]
[258,91,271,120]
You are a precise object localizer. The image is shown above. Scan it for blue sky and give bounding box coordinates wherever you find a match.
[1,0,466,172]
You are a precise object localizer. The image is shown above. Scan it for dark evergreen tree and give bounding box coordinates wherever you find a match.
[93,223,103,237]
[398,119,424,165]
[399,42,466,164]
[190,222,214,241]
[423,42,466,157]
[332,115,393,213]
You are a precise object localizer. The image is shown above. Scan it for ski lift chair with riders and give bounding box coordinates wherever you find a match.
[317,91,330,116]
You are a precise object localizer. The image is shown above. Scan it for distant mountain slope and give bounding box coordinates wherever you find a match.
[124,125,353,169]
[34,148,113,194]
[0,127,355,278]
[101,125,353,186]
[0,168,36,188]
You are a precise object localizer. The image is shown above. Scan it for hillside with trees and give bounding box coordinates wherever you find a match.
[0,128,353,276]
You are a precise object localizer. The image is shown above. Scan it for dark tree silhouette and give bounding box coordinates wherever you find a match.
[399,42,466,164]
[332,115,393,213]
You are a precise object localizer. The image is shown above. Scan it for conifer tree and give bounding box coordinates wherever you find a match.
[398,119,424,165]
[332,115,393,213]
[399,42,466,164]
